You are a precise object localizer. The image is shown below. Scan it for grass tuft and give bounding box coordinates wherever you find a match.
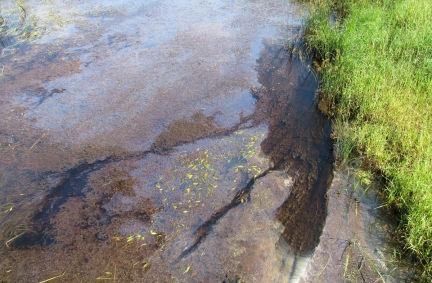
[0,1,44,58]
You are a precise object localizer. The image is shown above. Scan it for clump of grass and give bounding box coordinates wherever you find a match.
[0,1,44,57]
[342,239,387,283]
[304,0,432,280]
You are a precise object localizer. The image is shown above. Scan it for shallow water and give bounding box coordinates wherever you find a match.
[0,0,414,282]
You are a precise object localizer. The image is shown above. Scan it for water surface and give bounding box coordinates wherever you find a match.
[0,0,413,282]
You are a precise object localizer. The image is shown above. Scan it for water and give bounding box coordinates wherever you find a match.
[0,0,415,282]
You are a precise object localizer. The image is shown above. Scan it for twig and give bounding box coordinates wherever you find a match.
[96,265,116,281]
[5,231,26,248]
[38,272,65,283]
[29,132,47,151]
[311,252,332,277]
[372,204,387,210]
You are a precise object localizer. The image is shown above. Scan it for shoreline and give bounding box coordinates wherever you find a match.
[303,0,432,280]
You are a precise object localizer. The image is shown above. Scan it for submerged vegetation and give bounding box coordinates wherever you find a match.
[304,0,432,279]
[0,0,43,58]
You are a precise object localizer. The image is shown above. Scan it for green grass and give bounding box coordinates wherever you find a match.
[303,0,432,280]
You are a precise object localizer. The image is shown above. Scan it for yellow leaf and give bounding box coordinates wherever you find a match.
[183,265,190,274]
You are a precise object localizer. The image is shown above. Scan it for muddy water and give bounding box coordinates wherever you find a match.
[0,0,413,282]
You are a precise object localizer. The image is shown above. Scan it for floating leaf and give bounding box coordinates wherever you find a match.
[183,265,191,274]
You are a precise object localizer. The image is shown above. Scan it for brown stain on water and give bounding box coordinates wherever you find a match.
[151,112,222,153]
[254,43,333,256]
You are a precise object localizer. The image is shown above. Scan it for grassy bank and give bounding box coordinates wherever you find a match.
[303,0,432,279]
